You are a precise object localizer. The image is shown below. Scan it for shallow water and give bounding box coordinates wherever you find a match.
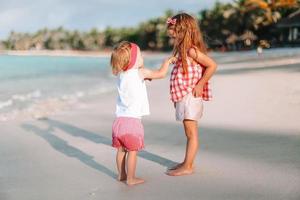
[0,54,165,121]
[0,47,299,121]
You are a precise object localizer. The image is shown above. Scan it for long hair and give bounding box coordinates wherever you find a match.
[168,13,207,74]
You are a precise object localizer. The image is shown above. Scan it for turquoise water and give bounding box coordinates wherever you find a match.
[0,54,166,120]
[1,48,299,121]
[0,55,110,99]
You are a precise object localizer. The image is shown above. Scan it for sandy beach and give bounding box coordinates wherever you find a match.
[1,52,300,200]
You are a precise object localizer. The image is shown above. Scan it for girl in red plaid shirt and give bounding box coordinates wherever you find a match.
[166,13,217,176]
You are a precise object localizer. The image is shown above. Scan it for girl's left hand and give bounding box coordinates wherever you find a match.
[168,56,177,64]
[192,82,204,98]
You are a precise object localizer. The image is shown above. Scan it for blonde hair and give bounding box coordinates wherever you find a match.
[110,41,131,75]
[168,13,207,74]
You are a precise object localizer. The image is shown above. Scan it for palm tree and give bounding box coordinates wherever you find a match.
[243,0,299,25]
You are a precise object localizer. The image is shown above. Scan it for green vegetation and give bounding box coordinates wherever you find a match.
[0,1,299,51]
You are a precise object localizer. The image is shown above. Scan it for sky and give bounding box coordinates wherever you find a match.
[0,0,233,39]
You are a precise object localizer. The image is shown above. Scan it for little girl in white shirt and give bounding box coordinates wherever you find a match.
[110,41,176,186]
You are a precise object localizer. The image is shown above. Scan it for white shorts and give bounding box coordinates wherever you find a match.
[175,93,203,121]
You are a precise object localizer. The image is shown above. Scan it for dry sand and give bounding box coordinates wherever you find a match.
[0,57,300,200]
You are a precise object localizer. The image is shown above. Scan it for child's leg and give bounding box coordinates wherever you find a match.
[126,151,145,186]
[167,119,198,176]
[116,147,127,181]
[183,119,199,167]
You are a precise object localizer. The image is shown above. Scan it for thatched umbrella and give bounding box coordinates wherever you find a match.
[239,31,257,46]
[239,31,257,41]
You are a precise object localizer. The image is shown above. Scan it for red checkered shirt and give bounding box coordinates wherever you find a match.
[170,58,212,102]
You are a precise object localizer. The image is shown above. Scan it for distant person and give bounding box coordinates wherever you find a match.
[257,46,263,55]
[166,13,217,176]
[110,41,176,185]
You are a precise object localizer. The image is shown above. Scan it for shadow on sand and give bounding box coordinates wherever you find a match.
[21,119,178,179]
[142,121,300,168]
[22,123,117,179]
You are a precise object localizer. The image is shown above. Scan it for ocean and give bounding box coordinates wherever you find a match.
[1,48,299,121]
[0,54,166,121]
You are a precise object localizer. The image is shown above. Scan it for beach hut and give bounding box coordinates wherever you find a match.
[275,9,300,45]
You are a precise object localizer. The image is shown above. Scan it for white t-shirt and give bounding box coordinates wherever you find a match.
[116,68,150,118]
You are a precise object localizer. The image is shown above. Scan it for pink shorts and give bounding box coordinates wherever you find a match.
[112,117,144,151]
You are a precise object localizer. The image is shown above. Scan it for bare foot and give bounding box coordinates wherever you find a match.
[167,163,195,171]
[166,166,194,176]
[126,177,145,186]
[168,163,183,170]
[117,174,127,181]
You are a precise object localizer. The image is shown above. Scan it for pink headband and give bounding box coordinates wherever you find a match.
[123,42,138,71]
[166,17,176,25]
